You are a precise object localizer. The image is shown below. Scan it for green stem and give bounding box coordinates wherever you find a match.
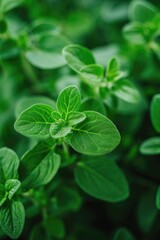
[62,142,69,160]
[20,52,40,91]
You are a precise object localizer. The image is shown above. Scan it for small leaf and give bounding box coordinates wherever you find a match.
[50,122,72,139]
[20,142,61,188]
[5,179,21,200]
[140,137,160,155]
[128,0,158,23]
[62,44,95,73]
[0,148,19,184]
[80,64,104,84]
[14,104,54,139]
[112,79,141,103]
[71,111,120,156]
[122,23,146,44]
[44,217,65,239]
[67,112,86,126]
[0,201,25,239]
[75,158,129,202]
[54,187,82,213]
[151,94,160,133]
[57,85,81,117]
[156,186,160,210]
[113,227,135,240]
[107,57,119,80]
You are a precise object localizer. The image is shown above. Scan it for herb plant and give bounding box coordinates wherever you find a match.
[0,0,160,239]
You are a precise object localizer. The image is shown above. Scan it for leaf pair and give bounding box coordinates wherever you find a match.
[0,148,25,239]
[140,94,160,155]
[15,85,121,156]
[14,85,85,140]
[63,44,141,104]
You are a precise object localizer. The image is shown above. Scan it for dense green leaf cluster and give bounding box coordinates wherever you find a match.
[0,0,160,239]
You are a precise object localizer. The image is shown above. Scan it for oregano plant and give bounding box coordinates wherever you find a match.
[1,0,160,239]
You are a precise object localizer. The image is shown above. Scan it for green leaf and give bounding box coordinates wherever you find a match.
[113,227,135,240]
[80,64,104,84]
[25,34,69,69]
[0,148,19,184]
[122,23,146,44]
[137,190,158,233]
[54,187,82,213]
[50,122,72,139]
[140,137,160,155]
[20,142,60,188]
[15,96,56,118]
[14,104,54,139]
[57,85,81,117]
[112,79,141,103]
[62,44,95,73]
[25,49,65,70]
[71,111,120,156]
[156,186,160,210]
[0,201,25,239]
[30,19,59,37]
[75,158,129,202]
[151,94,160,133]
[5,179,21,200]
[128,0,158,23]
[1,0,23,13]
[0,184,6,207]
[44,217,65,239]
[107,57,119,81]
[67,112,86,126]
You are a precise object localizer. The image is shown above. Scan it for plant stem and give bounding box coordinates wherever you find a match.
[20,52,40,92]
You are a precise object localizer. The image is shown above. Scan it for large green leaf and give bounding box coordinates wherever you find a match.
[0,148,19,184]
[57,85,81,117]
[75,158,129,202]
[0,201,25,239]
[62,44,95,73]
[20,142,60,188]
[14,104,54,139]
[151,94,160,133]
[140,137,160,155]
[71,111,120,155]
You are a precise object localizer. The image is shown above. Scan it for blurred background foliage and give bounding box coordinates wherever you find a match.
[0,0,160,239]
